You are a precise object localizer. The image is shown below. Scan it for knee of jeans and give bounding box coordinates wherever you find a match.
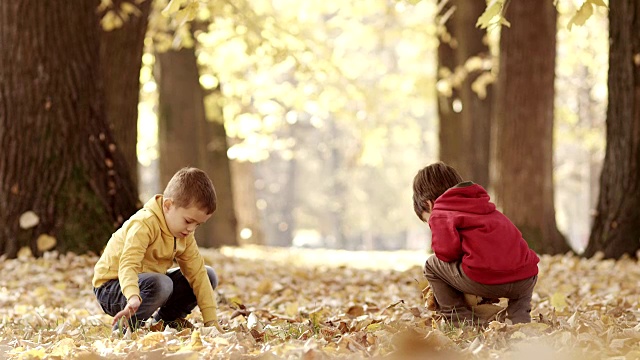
[205,266,218,289]
[146,274,173,301]
[423,255,437,277]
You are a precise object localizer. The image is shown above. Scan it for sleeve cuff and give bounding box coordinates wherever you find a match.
[122,285,141,303]
[201,307,218,324]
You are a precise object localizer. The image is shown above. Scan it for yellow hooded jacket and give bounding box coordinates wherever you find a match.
[92,195,217,323]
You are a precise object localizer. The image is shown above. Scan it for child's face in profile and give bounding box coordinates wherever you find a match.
[162,199,212,239]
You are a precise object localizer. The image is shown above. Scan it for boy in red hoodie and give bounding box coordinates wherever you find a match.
[413,162,539,325]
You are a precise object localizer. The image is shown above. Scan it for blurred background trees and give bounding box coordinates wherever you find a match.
[2,0,638,259]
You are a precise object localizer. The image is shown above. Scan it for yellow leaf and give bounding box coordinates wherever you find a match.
[365,323,382,332]
[567,2,593,30]
[37,234,56,252]
[50,338,75,357]
[162,0,187,16]
[55,282,67,291]
[284,301,299,317]
[550,292,568,311]
[228,296,243,308]
[187,330,203,350]
[472,304,504,320]
[141,332,165,347]
[120,2,142,16]
[100,11,118,31]
[18,348,46,359]
[33,286,49,297]
[476,0,503,29]
[309,308,326,327]
[17,247,32,259]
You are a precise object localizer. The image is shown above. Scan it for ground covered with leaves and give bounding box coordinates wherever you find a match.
[1,246,640,359]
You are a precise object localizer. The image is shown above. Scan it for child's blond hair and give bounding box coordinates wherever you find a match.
[163,167,217,214]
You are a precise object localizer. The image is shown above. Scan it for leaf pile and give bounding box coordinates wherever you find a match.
[1,248,639,359]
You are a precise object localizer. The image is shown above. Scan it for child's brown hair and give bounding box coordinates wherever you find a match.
[412,162,463,220]
[163,167,217,214]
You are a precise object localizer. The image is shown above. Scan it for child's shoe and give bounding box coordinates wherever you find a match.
[149,318,194,331]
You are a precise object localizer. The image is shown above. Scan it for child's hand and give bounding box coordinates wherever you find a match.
[204,315,226,333]
[112,296,141,326]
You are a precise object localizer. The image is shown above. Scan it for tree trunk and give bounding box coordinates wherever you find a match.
[100,0,153,187]
[492,1,570,254]
[583,0,640,259]
[156,46,238,247]
[0,0,139,257]
[437,1,464,174]
[453,0,492,187]
[437,0,492,187]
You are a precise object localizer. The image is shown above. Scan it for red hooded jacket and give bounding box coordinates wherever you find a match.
[429,182,539,285]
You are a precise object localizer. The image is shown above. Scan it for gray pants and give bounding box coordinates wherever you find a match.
[423,255,537,324]
[94,266,218,329]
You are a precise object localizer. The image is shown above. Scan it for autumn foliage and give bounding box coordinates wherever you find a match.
[1,247,639,359]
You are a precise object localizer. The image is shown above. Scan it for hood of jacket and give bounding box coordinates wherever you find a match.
[144,195,174,238]
[433,182,496,215]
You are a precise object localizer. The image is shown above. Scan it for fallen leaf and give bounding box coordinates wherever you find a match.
[37,234,56,252]
[19,211,39,229]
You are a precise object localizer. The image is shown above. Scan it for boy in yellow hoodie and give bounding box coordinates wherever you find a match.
[92,167,223,332]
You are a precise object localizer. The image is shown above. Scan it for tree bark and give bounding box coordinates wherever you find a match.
[437,0,492,187]
[156,46,238,247]
[492,0,570,254]
[437,1,464,175]
[583,0,640,259]
[453,0,492,187]
[100,0,153,187]
[0,0,139,257]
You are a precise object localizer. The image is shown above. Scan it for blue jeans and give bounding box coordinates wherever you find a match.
[94,266,218,329]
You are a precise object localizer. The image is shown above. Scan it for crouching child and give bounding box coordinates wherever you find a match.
[413,162,539,326]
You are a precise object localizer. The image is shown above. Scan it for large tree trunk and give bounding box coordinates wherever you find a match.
[437,1,464,175]
[583,0,640,259]
[0,0,139,258]
[453,0,492,187]
[492,1,570,254]
[100,0,153,187]
[437,1,492,187]
[156,46,238,247]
